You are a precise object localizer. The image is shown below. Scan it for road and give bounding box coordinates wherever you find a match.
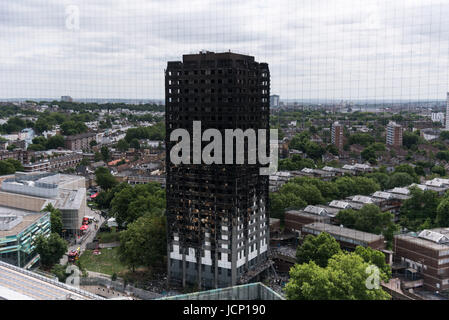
[60,207,105,265]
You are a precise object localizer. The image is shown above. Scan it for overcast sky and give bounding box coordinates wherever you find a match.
[1,0,449,101]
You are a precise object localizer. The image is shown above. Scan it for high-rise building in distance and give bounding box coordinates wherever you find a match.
[431,112,445,125]
[386,121,403,147]
[270,95,280,108]
[165,51,270,289]
[331,121,344,151]
[60,96,73,102]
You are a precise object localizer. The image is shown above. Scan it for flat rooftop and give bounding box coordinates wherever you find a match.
[182,51,256,62]
[0,206,45,237]
[303,222,384,243]
[57,188,85,211]
[0,260,104,300]
[39,173,83,186]
[396,229,449,251]
[285,210,330,221]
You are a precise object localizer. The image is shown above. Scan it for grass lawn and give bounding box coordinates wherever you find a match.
[79,247,128,276]
[96,231,121,243]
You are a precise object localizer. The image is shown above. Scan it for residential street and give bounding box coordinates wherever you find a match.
[60,208,105,265]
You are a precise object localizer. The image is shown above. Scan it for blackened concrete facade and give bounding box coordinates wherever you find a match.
[165,52,270,289]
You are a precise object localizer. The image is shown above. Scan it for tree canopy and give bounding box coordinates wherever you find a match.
[110,182,165,226]
[400,187,440,231]
[285,251,391,300]
[0,159,24,175]
[336,204,398,248]
[43,203,63,236]
[95,167,118,190]
[296,232,342,268]
[118,214,166,272]
[28,134,65,151]
[35,233,67,269]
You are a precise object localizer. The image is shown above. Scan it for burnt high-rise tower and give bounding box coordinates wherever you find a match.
[165,51,270,289]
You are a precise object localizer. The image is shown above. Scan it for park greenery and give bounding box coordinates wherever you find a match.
[43,203,63,236]
[285,251,390,300]
[94,181,166,272]
[296,232,341,268]
[400,186,449,231]
[0,159,24,175]
[95,167,118,191]
[28,135,65,151]
[35,233,68,269]
[288,131,325,160]
[118,214,166,272]
[125,122,165,142]
[336,204,398,248]
[286,232,391,300]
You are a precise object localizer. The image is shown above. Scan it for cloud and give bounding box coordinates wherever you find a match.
[0,0,449,100]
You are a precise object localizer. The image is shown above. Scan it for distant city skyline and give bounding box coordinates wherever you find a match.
[1,0,449,100]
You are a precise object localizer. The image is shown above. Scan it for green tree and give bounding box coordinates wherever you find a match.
[46,134,65,149]
[116,139,130,152]
[436,151,449,162]
[440,131,449,140]
[347,133,375,147]
[95,167,117,190]
[361,147,376,162]
[365,172,390,190]
[431,165,446,177]
[280,183,324,206]
[5,159,24,172]
[269,192,306,221]
[335,177,357,198]
[130,138,140,150]
[354,246,391,280]
[296,232,342,267]
[436,198,449,227]
[100,146,111,162]
[51,264,69,282]
[4,117,26,133]
[304,141,325,160]
[0,160,16,175]
[95,182,129,210]
[111,183,165,226]
[94,151,102,162]
[34,117,51,133]
[118,214,167,272]
[402,131,420,149]
[60,121,88,136]
[394,164,418,181]
[387,172,414,189]
[326,144,339,156]
[337,204,398,248]
[285,252,391,300]
[43,203,63,236]
[400,187,440,231]
[353,177,381,195]
[35,233,67,269]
